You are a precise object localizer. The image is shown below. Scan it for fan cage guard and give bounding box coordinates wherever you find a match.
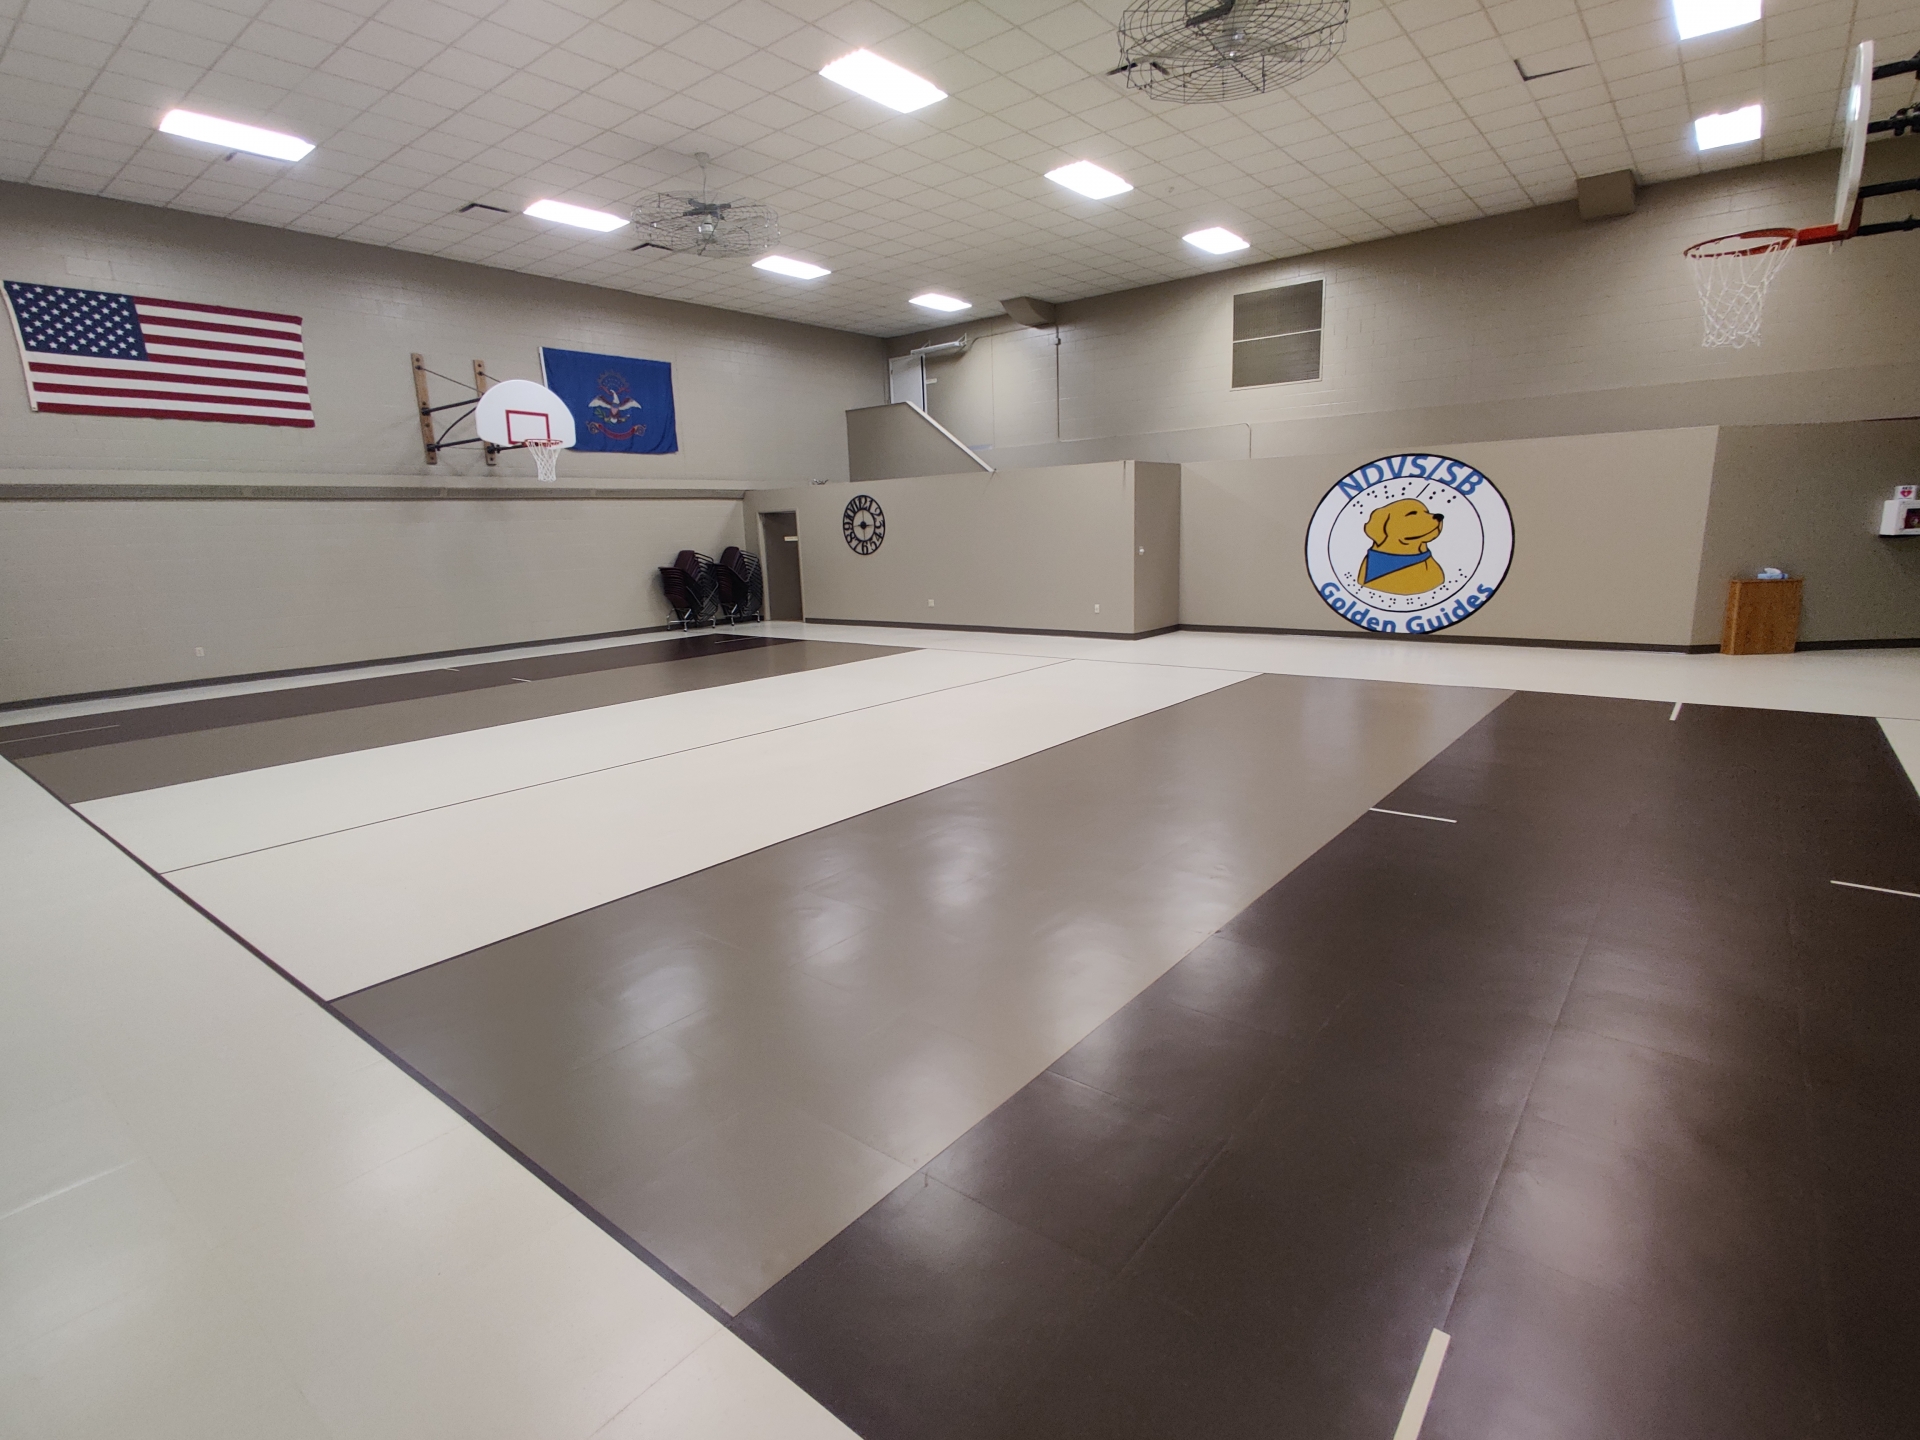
[632,192,780,256]
[1117,0,1349,103]
[1684,228,1799,348]
[518,438,565,484]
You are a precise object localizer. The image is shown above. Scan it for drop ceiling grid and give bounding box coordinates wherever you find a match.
[0,0,1908,335]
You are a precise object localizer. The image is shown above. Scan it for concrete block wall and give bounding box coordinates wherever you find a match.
[895,140,1920,465]
[0,183,886,490]
[0,496,743,705]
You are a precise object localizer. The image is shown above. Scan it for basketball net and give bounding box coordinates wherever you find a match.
[521,439,564,484]
[1684,228,1798,348]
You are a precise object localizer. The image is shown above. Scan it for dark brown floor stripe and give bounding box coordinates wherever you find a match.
[333,674,1502,1315]
[15,638,905,802]
[0,632,801,757]
[731,694,1920,1440]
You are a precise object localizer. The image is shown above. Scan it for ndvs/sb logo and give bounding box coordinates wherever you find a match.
[1304,454,1514,635]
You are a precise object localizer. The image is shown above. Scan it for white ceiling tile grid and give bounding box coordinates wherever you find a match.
[0,0,1912,334]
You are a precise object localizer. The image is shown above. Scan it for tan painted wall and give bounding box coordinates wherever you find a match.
[746,463,1174,636]
[896,142,1920,467]
[1182,430,1722,649]
[1692,421,1920,646]
[0,182,885,489]
[0,497,741,704]
[846,402,990,483]
[0,183,888,698]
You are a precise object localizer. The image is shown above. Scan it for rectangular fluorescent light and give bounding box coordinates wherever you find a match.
[523,198,628,232]
[1693,104,1763,150]
[1045,160,1133,199]
[158,109,313,162]
[1673,0,1760,40]
[1184,226,1249,255]
[910,292,971,313]
[754,255,831,279]
[821,50,946,113]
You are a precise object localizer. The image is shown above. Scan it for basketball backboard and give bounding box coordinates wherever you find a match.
[476,377,577,449]
[1835,39,1875,232]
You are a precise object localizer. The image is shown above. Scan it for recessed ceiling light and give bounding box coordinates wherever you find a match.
[523,199,629,232]
[157,109,313,162]
[1693,104,1763,150]
[1184,226,1250,255]
[1045,161,1133,200]
[754,255,831,280]
[1673,0,1760,41]
[910,293,971,313]
[821,50,946,113]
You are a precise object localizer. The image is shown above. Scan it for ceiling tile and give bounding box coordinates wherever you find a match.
[0,0,1884,334]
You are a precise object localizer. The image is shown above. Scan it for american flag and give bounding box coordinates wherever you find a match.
[3,281,313,428]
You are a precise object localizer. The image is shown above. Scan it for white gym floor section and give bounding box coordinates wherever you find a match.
[3,626,1918,1439]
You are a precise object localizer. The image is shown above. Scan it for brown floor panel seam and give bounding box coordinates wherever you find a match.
[1424,786,1669,1335]
[166,656,1075,880]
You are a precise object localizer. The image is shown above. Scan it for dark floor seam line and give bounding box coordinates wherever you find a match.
[158,657,1076,877]
[0,723,122,747]
[4,757,737,1330]
[1,636,807,759]
[1009,982,1368,1314]
[327,667,1276,1005]
[1432,856,1619,1338]
[814,634,1523,695]
[1111,985,1366,1289]
[0,622,700,714]
[1786,887,1849,1413]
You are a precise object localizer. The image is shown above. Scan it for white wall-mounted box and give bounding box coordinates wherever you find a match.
[1878,498,1920,535]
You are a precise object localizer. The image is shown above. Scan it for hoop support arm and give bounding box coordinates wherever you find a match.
[1856,177,1920,200]
[1855,216,1920,237]
[412,354,503,463]
[1867,106,1919,138]
[1872,49,1920,79]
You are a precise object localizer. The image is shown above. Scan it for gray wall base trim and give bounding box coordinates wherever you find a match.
[1793,636,1920,651]
[805,617,1180,641]
[0,484,747,502]
[0,623,679,713]
[1179,623,1722,654]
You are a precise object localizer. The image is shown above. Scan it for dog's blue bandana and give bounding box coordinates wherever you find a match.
[1361,548,1432,581]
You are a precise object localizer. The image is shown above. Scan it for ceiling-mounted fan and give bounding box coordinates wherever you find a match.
[1109,0,1349,103]
[630,152,779,256]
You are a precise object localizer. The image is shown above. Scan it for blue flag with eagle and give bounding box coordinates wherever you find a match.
[540,346,677,454]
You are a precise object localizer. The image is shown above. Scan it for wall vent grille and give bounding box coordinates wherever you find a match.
[1232,280,1322,388]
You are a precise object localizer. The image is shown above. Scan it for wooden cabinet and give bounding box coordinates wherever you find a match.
[1721,578,1802,655]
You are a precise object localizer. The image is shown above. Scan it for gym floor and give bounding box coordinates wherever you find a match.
[4,625,1918,1439]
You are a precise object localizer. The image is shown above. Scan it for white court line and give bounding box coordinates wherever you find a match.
[1392,1328,1452,1440]
[1832,879,1920,900]
[1669,701,1683,720]
[1369,807,1457,824]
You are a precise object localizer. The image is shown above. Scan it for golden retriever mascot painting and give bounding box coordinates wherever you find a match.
[1358,499,1446,595]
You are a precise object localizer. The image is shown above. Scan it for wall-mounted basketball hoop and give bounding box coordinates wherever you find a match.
[1685,40,1920,347]
[474,377,577,484]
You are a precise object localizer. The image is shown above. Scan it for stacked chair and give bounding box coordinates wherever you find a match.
[658,548,763,629]
[657,550,718,629]
[714,546,764,624]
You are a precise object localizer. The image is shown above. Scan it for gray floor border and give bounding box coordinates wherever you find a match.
[0,622,696,713]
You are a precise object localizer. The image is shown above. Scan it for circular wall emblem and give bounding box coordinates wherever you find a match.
[1304,454,1513,636]
[842,494,885,555]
